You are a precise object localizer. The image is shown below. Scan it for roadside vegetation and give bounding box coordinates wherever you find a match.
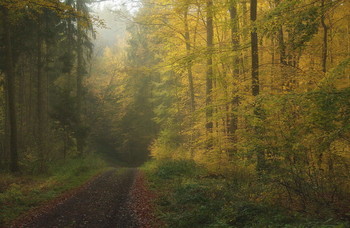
[143,160,349,228]
[0,155,107,226]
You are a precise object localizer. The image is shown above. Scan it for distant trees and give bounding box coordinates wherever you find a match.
[84,17,160,165]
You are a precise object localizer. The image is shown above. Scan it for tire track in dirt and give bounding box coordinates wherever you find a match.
[14,168,138,228]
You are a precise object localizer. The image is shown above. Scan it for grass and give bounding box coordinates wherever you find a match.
[0,154,108,226]
[142,159,349,228]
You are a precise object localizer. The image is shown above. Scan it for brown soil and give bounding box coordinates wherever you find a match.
[12,168,140,228]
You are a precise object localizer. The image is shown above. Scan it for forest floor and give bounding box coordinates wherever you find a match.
[142,160,349,228]
[9,168,155,228]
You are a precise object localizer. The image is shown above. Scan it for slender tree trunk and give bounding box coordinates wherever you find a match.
[184,6,196,157]
[3,57,10,170]
[76,0,84,155]
[184,9,195,113]
[29,62,35,141]
[64,13,73,157]
[321,0,328,73]
[206,0,214,137]
[2,7,19,172]
[250,0,259,97]
[44,11,50,161]
[278,27,286,65]
[274,0,286,66]
[18,57,25,162]
[241,0,249,78]
[271,36,276,92]
[250,0,264,171]
[346,16,350,85]
[228,0,240,147]
[37,18,46,171]
[273,0,287,91]
[230,0,240,76]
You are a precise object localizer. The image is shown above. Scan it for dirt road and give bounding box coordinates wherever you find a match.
[15,168,139,228]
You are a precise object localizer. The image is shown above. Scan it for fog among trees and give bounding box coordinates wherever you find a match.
[1,0,350,226]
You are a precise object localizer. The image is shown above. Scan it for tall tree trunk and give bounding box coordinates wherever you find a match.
[241,0,249,78]
[206,0,214,138]
[278,27,286,65]
[271,36,276,92]
[184,8,195,113]
[274,0,286,65]
[274,0,286,91]
[64,12,73,157]
[321,0,328,73]
[3,57,10,170]
[2,7,19,172]
[250,0,264,171]
[228,0,240,148]
[18,57,25,163]
[37,18,46,171]
[76,0,84,155]
[184,5,196,157]
[44,10,50,161]
[250,0,259,96]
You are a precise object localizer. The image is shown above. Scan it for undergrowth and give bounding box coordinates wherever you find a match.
[142,160,349,228]
[0,155,107,226]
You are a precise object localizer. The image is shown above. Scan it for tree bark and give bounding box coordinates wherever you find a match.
[206,0,214,136]
[278,27,286,65]
[251,0,259,97]
[228,0,240,144]
[184,5,196,157]
[274,0,286,66]
[184,7,195,113]
[250,0,264,171]
[37,18,46,171]
[2,7,19,172]
[321,0,328,73]
[76,0,84,155]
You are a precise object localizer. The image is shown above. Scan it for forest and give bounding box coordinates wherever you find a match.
[0,0,350,227]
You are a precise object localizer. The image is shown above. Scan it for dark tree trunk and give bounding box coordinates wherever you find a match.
[250,0,259,97]
[37,18,46,171]
[278,27,286,65]
[2,57,10,170]
[228,0,240,145]
[2,7,19,172]
[321,0,328,73]
[184,8,195,113]
[44,10,50,147]
[274,0,286,66]
[184,5,196,157]
[76,0,84,155]
[250,0,264,171]
[206,0,214,136]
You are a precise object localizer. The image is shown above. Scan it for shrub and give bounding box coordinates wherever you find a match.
[153,159,198,179]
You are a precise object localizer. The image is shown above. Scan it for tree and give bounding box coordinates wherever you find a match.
[1,6,18,172]
[37,15,46,171]
[227,0,240,150]
[0,0,94,172]
[206,0,214,138]
[250,0,259,97]
[75,0,94,156]
[321,0,328,73]
[183,1,195,113]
